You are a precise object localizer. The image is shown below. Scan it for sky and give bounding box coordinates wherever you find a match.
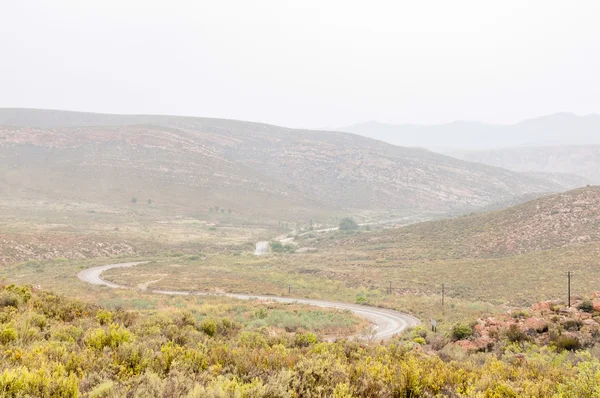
[1,0,599,129]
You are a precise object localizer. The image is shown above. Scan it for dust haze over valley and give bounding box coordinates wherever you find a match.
[3,1,600,396]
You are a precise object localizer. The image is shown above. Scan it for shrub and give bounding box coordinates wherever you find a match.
[89,381,114,398]
[200,319,217,337]
[96,309,112,325]
[451,323,472,341]
[505,324,527,343]
[339,217,359,231]
[511,310,530,320]
[355,294,367,305]
[562,319,582,332]
[579,300,594,313]
[0,292,20,308]
[131,196,137,204]
[0,324,17,345]
[413,337,426,345]
[294,332,318,347]
[254,308,268,320]
[555,335,581,351]
[28,313,48,330]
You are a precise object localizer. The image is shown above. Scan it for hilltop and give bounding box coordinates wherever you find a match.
[0,108,567,220]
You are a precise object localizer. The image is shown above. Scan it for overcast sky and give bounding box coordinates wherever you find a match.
[1,1,599,128]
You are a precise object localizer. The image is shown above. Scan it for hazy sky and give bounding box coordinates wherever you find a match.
[1,1,599,128]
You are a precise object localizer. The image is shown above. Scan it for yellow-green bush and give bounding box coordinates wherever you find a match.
[2,284,600,397]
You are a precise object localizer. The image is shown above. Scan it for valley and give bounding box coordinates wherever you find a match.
[2,109,600,396]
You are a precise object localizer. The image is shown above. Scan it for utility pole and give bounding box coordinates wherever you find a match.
[389,281,392,295]
[567,271,572,308]
[288,285,291,295]
[441,283,445,307]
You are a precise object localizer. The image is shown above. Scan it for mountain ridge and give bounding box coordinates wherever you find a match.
[338,113,600,150]
[0,108,572,221]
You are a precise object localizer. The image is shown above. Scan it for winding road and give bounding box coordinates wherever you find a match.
[78,261,420,340]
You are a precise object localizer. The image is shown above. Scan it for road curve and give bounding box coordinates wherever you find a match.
[77,262,420,340]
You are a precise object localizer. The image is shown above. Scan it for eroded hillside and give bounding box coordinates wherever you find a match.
[0,109,567,218]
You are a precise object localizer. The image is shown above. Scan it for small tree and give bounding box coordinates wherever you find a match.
[131,196,137,204]
[147,199,153,205]
[339,217,359,231]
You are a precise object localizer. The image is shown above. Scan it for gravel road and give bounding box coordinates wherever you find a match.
[78,261,420,340]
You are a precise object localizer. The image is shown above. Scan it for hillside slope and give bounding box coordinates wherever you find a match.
[0,108,567,219]
[321,186,600,258]
[449,146,600,184]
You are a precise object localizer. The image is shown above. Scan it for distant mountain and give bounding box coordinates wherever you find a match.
[0,109,570,222]
[449,146,600,184]
[339,113,600,150]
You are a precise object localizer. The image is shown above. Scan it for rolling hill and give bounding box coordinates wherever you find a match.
[0,109,570,221]
[290,186,600,306]
[320,186,600,259]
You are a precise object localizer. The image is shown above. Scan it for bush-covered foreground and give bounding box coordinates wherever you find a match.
[2,285,600,397]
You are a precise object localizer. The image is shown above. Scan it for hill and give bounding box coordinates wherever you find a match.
[0,108,567,219]
[283,186,600,306]
[449,146,600,184]
[327,186,600,258]
[339,113,600,151]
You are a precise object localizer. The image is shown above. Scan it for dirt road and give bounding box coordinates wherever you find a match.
[77,261,420,341]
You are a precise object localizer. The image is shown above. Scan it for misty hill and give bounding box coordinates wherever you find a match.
[323,186,600,259]
[448,146,600,184]
[339,113,600,151]
[0,108,570,221]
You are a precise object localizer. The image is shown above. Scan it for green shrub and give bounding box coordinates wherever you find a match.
[200,319,217,337]
[339,217,359,231]
[96,309,112,325]
[0,324,17,345]
[0,292,20,308]
[355,293,367,305]
[555,335,581,351]
[28,313,47,330]
[294,332,318,347]
[413,337,426,345]
[579,300,594,313]
[511,310,530,320]
[89,381,114,398]
[505,324,527,343]
[270,241,295,253]
[451,323,472,340]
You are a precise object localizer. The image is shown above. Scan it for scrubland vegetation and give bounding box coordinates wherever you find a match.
[3,283,600,397]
